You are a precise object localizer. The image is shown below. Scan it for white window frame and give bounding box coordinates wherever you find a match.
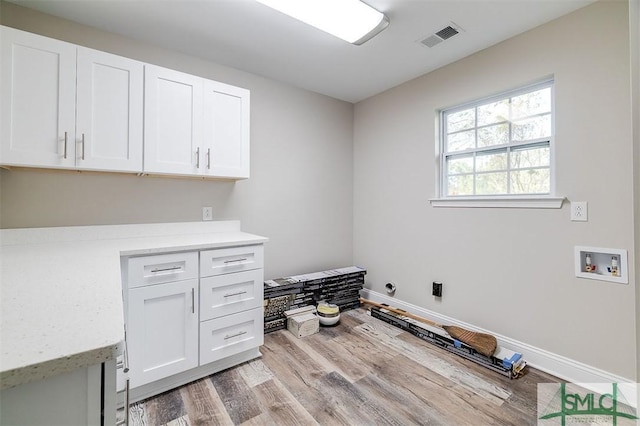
[430,78,565,209]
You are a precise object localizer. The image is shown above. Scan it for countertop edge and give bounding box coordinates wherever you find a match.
[0,341,120,390]
[118,235,269,256]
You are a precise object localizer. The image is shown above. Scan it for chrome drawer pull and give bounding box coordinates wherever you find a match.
[223,258,247,264]
[224,330,247,340]
[63,131,68,159]
[223,290,247,297]
[150,266,182,273]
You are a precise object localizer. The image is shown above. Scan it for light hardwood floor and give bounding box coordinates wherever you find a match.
[125,308,559,425]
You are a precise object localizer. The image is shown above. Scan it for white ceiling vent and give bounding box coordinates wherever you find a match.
[418,23,464,49]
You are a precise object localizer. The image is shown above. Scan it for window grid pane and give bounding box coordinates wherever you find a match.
[442,81,553,197]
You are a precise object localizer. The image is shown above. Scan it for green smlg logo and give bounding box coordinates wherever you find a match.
[539,383,638,425]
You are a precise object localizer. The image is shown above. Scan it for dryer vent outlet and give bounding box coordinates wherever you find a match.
[385,282,397,295]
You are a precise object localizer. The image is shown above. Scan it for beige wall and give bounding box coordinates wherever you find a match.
[353,1,636,379]
[631,0,640,382]
[0,2,355,281]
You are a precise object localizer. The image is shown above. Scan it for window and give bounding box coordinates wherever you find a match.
[440,80,554,199]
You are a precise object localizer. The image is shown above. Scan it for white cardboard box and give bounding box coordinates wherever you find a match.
[284,306,319,338]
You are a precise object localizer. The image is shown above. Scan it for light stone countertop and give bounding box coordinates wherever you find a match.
[0,221,268,389]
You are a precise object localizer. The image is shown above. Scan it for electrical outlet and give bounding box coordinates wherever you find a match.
[571,201,588,222]
[432,282,443,297]
[202,207,213,221]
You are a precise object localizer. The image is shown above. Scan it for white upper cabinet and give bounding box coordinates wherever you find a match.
[143,65,203,175]
[1,26,76,168]
[76,48,144,172]
[1,26,250,179]
[0,26,144,172]
[145,65,250,178]
[203,81,250,178]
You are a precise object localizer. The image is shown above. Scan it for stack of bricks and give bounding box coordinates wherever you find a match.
[263,266,366,333]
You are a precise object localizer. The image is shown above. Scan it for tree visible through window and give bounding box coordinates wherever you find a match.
[441,80,554,197]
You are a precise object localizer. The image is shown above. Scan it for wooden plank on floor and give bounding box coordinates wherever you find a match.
[354,365,451,425]
[303,329,397,383]
[237,359,274,388]
[128,403,149,426]
[238,412,277,426]
[180,377,233,426]
[344,308,404,337]
[263,331,333,382]
[280,327,361,383]
[210,366,263,424]
[144,388,186,426]
[165,415,190,426]
[315,371,405,426]
[376,352,508,425]
[354,321,512,405]
[330,312,401,362]
[260,332,357,425]
[250,378,319,426]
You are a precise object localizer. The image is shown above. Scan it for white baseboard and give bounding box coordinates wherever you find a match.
[360,289,634,386]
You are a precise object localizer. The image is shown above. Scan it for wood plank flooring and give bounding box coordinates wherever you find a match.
[123,308,559,425]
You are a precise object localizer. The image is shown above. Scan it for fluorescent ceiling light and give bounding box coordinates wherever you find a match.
[256,0,389,45]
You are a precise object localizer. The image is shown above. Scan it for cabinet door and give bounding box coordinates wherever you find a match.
[127,280,199,388]
[76,48,143,172]
[1,26,76,168]
[144,65,203,175]
[203,80,250,178]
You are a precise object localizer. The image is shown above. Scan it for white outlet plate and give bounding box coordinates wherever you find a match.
[571,201,588,221]
[202,207,213,221]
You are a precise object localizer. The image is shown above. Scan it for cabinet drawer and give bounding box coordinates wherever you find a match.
[200,245,263,277]
[199,308,263,365]
[200,269,263,321]
[127,252,198,288]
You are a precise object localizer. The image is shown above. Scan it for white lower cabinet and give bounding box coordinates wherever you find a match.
[121,244,264,403]
[127,279,199,388]
[0,360,116,426]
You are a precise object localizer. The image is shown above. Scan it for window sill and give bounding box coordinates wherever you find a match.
[429,196,565,209]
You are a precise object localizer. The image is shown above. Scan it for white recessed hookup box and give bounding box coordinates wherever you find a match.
[574,246,628,284]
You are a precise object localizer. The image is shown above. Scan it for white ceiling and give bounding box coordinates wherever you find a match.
[8,0,595,103]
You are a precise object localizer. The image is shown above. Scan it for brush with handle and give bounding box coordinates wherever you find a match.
[359,298,497,357]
